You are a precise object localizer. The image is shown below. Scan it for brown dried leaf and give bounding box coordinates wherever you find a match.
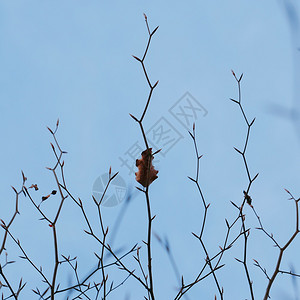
[135,148,158,187]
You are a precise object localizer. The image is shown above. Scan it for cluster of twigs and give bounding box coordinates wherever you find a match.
[0,14,299,300]
[171,73,257,299]
[0,120,143,299]
[161,70,300,300]
[230,72,300,299]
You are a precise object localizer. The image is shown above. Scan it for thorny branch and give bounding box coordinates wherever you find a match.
[261,190,300,300]
[0,177,24,299]
[187,124,224,300]
[130,13,159,300]
[230,70,258,300]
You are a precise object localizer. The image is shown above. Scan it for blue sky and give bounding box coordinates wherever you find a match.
[0,0,300,299]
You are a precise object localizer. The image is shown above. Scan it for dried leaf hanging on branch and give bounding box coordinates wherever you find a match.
[135,148,158,187]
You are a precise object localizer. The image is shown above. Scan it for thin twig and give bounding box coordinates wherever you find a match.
[187,124,224,299]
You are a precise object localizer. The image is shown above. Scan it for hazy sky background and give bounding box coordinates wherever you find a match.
[0,0,300,299]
